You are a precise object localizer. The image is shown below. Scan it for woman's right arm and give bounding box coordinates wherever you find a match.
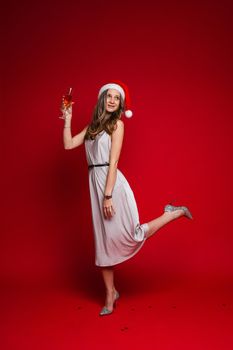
[63,124,89,150]
[62,106,89,149]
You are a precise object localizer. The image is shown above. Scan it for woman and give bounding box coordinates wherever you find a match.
[61,81,193,316]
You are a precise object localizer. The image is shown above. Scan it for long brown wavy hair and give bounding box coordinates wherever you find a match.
[84,90,125,141]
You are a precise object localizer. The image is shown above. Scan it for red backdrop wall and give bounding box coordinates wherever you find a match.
[1,0,233,288]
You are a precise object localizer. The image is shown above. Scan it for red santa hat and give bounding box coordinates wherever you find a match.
[98,80,133,118]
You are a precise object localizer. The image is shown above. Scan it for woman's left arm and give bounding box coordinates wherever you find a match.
[103,119,124,218]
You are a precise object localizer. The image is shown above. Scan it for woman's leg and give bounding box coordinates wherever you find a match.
[146,209,184,239]
[101,266,117,311]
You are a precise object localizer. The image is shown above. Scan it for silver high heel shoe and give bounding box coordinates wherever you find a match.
[99,291,120,316]
[164,201,193,219]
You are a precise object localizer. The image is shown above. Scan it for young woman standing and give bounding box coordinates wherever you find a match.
[61,81,193,316]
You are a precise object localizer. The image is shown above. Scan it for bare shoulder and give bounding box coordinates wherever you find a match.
[111,119,124,145]
[117,119,124,127]
[113,119,124,132]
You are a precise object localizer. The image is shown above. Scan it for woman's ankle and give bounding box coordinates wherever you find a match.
[106,287,115,294]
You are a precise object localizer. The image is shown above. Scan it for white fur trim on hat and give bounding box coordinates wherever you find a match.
[98,83,125,100]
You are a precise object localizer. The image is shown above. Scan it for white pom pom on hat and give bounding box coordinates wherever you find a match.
[98,80,133,118]
[124,110,133,118]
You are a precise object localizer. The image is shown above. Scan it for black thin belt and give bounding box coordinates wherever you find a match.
[88,162,110,169]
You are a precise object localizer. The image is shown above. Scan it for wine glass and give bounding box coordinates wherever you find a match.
[59,87,73,119]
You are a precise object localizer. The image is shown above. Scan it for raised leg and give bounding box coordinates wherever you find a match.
[146,209,184,239]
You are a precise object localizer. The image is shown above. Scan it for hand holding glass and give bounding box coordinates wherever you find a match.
[59,87,73,120]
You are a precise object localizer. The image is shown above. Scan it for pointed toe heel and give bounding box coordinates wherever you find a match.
[164,203,193,220]
[99,291,120,316]
[99,306,113,316]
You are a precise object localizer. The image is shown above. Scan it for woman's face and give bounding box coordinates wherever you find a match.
[105,89,121,113]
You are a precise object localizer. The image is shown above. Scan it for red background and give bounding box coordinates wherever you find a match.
[1,0,233,349]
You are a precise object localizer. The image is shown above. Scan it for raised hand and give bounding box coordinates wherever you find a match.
[59,95,74,121]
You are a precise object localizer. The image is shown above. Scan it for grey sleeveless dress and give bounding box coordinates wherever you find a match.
[84,130,149,266]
